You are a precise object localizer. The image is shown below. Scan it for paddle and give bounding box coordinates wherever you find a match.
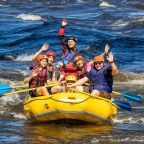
[83,83,142,104]
[0,81,59,95]
[0,83,59,97]
[0,84,28,95]
[71,88,131,111]
[113,100,131,111]
[112,91,143,103]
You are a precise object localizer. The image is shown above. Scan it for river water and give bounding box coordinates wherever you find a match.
[0,0,144,143]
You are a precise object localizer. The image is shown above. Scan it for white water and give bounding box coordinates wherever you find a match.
[114,117,144,124]
[100,1,116,8]
[12,112,26,120]
[15,54,33,61]
[16,14,43,21]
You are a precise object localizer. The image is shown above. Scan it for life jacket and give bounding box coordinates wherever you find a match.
[64,63,77,77]
[89,64,113,93]
[47,64,54,80]
[77,63,88,79]
[63,51,75,65]
[29,65,48,88]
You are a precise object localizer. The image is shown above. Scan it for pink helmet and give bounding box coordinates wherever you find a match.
[46,51,56,59]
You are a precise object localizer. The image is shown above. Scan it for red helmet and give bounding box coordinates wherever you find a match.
[74,55,84,63]
[46,51,56,59]
[35,54,48,63]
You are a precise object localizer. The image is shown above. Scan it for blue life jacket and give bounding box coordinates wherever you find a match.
[63,51,75,65]
[89,64,113,93]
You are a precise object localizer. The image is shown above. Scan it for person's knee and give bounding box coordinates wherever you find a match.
[91,90,100,95]
[51,86,62,93]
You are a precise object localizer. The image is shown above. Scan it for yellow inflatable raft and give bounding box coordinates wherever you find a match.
[24,92,117,124]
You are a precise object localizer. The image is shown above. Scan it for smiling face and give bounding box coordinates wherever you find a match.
[47,56,54,64]
[76,59,84,68]
[94,61,104,70]
[67,40,76,49]
[39,58,48,68]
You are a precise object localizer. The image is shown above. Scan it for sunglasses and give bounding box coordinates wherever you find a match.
[95,62,103,65]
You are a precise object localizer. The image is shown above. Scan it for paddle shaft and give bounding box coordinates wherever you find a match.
[71,88,112,103]
[71,88,131,111]
[0,83,59,97]
[83,84,142,103]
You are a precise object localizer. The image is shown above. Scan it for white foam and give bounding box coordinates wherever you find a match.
[15,54,33,61]
[16,14,43,21]
[76,0,84,3]
[0,4,8,7]
[114,117,144,124]
[125,80,144,86]
[110,137,144,142]
[100,1,116,8]
[12,112,26,120]
[112,20,129,28]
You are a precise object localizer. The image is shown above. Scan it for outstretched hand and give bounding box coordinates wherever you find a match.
[31,69,39,77]
[62,19,68,27]
[41,43,49,51]
[106,52,114,63]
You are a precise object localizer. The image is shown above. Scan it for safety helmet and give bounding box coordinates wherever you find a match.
[35,54,48,63]
[93,55,104,63]
[66,36,77,43]
[46,51,56,59]
[74,55,84,63]
[66,75,77,82]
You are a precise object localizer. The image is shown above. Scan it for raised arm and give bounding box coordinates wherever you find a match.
[106,52,119,76]
[32,43,49,61]
[101,44,110,57]
[58,19,68,56]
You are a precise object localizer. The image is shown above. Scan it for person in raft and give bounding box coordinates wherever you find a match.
[32,43,56,82]
[72,44,110,92]
[67,52,119,99]
[24,54,61,97]
[57,19,78,81]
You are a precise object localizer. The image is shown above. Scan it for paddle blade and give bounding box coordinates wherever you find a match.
[113,100,131,111]
[0,84,12,95]
[121,93,143,103]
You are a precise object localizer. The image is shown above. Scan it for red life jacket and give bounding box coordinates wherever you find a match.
[63,63,77,77]
[29,65,48,88]
[47,64,54,80]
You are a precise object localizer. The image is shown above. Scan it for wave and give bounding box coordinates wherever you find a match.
[109,137,144,143]
[0,70,25,81]
[16,14,43,21]
[99,1,116,8]
[15,54,33,62]
[114,117,144,124]
[115,71,144,83]
[116,80,144,86]
[0,55,15,61]
[112,20,129,28]
[0,4,8,7]
[12,112,26,120]
[0,93,23,118]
